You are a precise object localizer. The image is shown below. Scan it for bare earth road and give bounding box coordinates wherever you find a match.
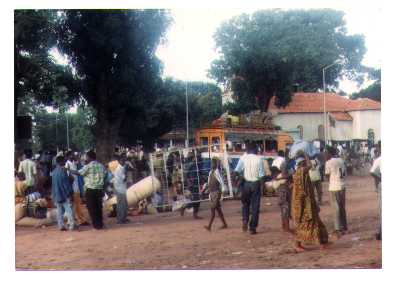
[15,174,381,270]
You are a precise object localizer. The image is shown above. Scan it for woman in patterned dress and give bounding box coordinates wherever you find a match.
[292,153,329,252]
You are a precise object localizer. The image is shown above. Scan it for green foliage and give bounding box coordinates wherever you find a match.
[118,78,223,147]
[56,10,172,160]
[14,10,78,112]
[32,106,95,152]
[350,68,381,101]
[209,9,368,114]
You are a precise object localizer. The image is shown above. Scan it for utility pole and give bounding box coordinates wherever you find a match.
[185,80,189,148]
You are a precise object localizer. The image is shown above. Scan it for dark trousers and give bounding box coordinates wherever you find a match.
[85,188,104,229]
[116,191,128,223]
[330,190,347,231]
[311,181,323,204]
[241,180,261,231]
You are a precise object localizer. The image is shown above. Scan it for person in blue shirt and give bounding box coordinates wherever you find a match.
[51,156,77,231]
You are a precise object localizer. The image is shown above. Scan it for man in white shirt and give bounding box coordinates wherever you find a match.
[112,155,130,224]
[234,142,265,235]
[370,144,381,240]
[325,146,347,237]
[18,149,37,193]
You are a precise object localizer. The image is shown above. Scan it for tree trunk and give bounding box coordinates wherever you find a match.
[93,75,125,164]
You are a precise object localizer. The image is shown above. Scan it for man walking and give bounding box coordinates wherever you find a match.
[234,142,265,235]
[325,146,347,238]
[77,151,107,230]
[51,156,77,231]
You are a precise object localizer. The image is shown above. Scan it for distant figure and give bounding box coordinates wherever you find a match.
[65,151,89,226]
[51,156,77,231]
[268,166,292,233]
[325,146,347,238]
[292,152,329,252]
[18,149,37,194]
[370,143,381,240]
[309,156,323,205]
[272,150,286,172]
[76,151,107,230]
[202,158,227,231]
[183,152,202,220]
[234,141,265,235]
[112,155,130,224]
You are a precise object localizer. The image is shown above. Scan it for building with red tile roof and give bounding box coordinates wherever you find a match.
[269,92,381,143]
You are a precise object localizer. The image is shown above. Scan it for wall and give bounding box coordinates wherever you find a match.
[329,120,353,141]
[273,113,324,141]
[348,110,381,140]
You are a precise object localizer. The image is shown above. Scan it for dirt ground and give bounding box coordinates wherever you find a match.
[15,174,381,270]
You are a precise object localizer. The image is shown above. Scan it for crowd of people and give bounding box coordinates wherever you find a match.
[15,139,381,252]
[229,140,382,252]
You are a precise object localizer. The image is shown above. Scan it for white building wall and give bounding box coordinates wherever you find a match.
[348,110,381,140]
[273,113,324,141]
[329,120,353,141]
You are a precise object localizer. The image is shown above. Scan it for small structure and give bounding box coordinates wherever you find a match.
[195,111,294,155]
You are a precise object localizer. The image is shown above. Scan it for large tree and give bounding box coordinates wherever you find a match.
[56,10,172,161]
[209,9,368,113]
[350,68,381,101]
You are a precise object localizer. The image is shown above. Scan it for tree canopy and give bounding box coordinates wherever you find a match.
[56,10,172,161]
[209,9,368,114]
[118,78,223,148]
[350,68,381,102]
[14,10,77,112]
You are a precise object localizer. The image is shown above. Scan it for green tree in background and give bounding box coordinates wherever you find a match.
[56,10,172,161]
[350,68,381,101]
[31,106,95,152]
[209,9,368,114]
[118,78,223,148]
[14,10,77,115]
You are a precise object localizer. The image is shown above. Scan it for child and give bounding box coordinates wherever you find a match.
[267,166,292,233]
[202,158,228,231]
[15,172,27,204]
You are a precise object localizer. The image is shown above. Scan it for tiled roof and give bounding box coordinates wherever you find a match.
[329,112,353,121]
[269,92,381,113]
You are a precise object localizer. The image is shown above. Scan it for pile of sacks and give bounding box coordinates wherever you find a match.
[15,193,58,228]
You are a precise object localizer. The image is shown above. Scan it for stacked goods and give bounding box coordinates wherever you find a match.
[105,176,161,212]
[15,203,25,222]
[16,217,53,228]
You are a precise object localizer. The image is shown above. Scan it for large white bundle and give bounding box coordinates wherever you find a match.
[15,203,25,222]
[16,217,54,227]
[46,208,58,222]
[105,176,161,211]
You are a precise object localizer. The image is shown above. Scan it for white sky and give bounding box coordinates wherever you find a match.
[50,6,382,95]
[155,7,382,94]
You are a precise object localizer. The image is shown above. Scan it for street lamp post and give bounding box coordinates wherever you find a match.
[322,61,340,145]
[185,81,189,148]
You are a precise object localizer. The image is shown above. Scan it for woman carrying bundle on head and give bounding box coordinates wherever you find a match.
[202,157,228,231]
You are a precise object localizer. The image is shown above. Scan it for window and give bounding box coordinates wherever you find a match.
[318,124,324,140]
[297,125,303,140]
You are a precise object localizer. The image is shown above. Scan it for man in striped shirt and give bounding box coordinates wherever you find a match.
[76,151,107,230]
[234,142,265,235]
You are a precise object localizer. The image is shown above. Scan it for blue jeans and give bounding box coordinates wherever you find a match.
[241,180,261,231]
[55,198,75,230]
